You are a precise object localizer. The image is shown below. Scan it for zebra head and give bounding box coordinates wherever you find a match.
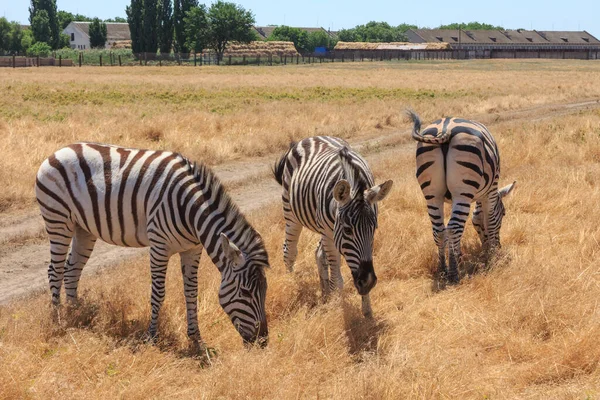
[474,181,516,249]
[332,178,393,296]
[218,233,269,348]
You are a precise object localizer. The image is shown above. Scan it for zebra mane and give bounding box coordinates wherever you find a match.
[338,147,369,195]
[183,157,269,267]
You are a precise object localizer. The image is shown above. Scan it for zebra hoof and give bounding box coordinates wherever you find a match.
[144,330,159,344]
[446,273,460,285]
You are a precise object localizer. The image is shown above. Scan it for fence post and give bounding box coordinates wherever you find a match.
[100,54,102,66]
[59,55,62,67]
[159,58,162,66]
[228,55,232,65]
[194,52,197,66]
[144,52,147,65]
[37,55,40,67]
[119,55,122,66]
[13,54,16,68]
[296,54,299,64]
[257,55,260,66]
[243,55,246,65]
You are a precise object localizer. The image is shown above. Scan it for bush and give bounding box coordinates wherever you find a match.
[26,41,52,57]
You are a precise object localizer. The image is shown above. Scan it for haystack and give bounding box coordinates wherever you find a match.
[334,41,450,51]
[224,41,299,57]
[110,40,132,49]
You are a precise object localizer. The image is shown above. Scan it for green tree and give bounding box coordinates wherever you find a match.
[105,17,127,22]
[9,22,24,53]
[337,28,357,42]
[57,10,74,29]
[58,33,70,48]
[27,41,51,56]
[174,0,197,53]
[0,18,10,53]
[126,0,144,53]
[207,1,256,61]
[143,0,159,53]
[438,22,504,30]
[89,18,107,48]
[29,0,59,48]
[268,25,309,52]
[184,5,208,53]
[21,29,34,52]
[31,10,52,44]
[158,0,174,53]
[307,30,335,51]
[337,21,416,42]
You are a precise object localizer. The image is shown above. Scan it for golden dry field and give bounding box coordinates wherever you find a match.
[1,59,600,399]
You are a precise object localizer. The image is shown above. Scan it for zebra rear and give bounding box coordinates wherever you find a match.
[408,111,515,283]
[36,143,269,348]
[273,136,393,317]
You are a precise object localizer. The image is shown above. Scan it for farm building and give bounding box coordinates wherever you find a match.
[405,29,600,59]
[62,22,131,50]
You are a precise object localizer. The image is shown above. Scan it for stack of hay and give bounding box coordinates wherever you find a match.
[334,41,450,51]
[224,41,299,57]
[110,40,132,49]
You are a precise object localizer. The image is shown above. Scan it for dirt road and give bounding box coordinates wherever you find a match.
[1,98,598,304]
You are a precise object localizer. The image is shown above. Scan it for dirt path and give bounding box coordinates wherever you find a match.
[1,98,598,304]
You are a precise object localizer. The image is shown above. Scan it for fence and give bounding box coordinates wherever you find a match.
[2,47,599,68]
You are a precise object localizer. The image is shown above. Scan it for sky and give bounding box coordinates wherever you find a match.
[3,0,599,38]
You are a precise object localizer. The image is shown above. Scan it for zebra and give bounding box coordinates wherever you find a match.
[273,136,393,317]
[35,143,269,348]
[407,110,516,283]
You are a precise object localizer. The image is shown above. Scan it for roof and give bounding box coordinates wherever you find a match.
[535,30,600,44]
[408,29,600,46]
[253,26,334,40]
[66,22,131,41]
[409,29,477,44]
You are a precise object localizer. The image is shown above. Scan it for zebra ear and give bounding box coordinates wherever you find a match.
[220,233,245,268]
[499,181,516,198]
[365,180,393,203]
[333,180,352,206]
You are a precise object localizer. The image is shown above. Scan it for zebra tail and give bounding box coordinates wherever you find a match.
[272,142,295,186]
[406,109,450,144]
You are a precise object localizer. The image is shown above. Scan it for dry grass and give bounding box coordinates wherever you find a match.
[1,61,600,398]
[2,60,600,211]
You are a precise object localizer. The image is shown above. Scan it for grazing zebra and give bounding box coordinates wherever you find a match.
[35,143,269,347]
[273,137,393,317]
[407,111,516,283]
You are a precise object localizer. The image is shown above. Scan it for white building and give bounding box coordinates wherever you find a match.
[62,22,131,50]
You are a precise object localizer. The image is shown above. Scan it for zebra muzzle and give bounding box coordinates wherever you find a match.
[353,261,377,295]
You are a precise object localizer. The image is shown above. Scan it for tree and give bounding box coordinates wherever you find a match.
[57,10,74,29]
[126,0,144,53]
[89,18,107,48]
[206,1,256,61]
[268,25,309,52]
[307,30,335,51]
[105,17,127,22]
[21,29,34,52]
[158,0,174,53]
[8,22,24,53]
[58,33,70,48]
[337,21,416,43]
[174,0,197,53]
[29,0,59,48]
[31,10,52,45]
[142,0,159,53]
[0,18,10,53]
[437,22,504,30]
[26,41,51,56]
[184,5,208,53]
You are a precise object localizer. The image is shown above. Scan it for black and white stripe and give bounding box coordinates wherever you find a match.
[273,136,393,317]
[36,143,269,347]
[408,111,515,283]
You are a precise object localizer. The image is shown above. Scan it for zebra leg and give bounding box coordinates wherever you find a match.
[180,247,203,348]
[44,217,75,306]
[283,220,303,272]
[315,238,331,301]
[472,201,486,249]
[64,226,97,304]
[147,245,172,340]
[320,237,343,291]
[447,199,471,284]
[427,197,447,277]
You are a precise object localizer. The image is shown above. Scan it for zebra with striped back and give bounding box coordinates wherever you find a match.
[407,111,516,283]
[273,136,393,317]
[35,143,269,348]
